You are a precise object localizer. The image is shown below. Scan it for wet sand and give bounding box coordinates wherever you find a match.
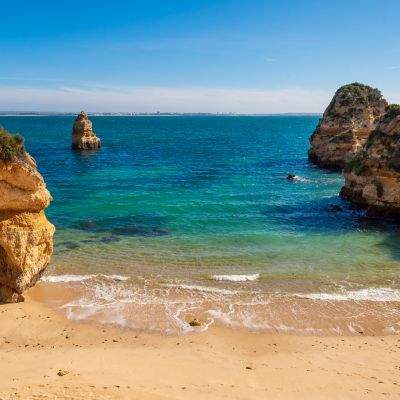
[32,278,400,336]
[1,289,400,399]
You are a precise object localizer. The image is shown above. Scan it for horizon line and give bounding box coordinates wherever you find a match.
[0,111,323,116]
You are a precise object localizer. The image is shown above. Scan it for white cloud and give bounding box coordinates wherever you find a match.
[0,84,331,113]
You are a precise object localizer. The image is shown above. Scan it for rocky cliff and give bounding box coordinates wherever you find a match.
[0,129,54,303]
[72,112,101,150]
[340,105,400,217]
[308,83,388,169]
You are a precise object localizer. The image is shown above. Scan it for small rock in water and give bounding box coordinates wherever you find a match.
[61,241,80,250]
[57,370,69,377]
[79,220,97,229]
[189,318,203,327]
[72,111,101,150]
[287,173,296,181]
[113,226,140,236]
[100,236,121,244]
[329,205,344,212]
[152,227,169,235]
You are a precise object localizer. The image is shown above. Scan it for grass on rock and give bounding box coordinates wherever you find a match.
[0,128,25,161]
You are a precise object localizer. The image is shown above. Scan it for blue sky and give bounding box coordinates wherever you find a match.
[1,0,400,112]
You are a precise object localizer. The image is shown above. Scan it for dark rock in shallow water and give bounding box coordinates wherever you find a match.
[72,215,169,238]
[287,173,296,181]
[329,205,344,212]
[113,226,141,236]
[57,241,80,250]
[100,236,121,243]
[188,318,203,327]
[287,173,304,182]
[78,220,97,229]
[152,227,169,235]
[81,239,97,244]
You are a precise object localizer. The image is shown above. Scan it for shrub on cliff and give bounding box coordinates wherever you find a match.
[0,128,25,161]
[385,104,400,115]
[340,82,377,93]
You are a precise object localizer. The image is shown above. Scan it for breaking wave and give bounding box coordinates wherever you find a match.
[210,274,260,282]
[297,288,400,302]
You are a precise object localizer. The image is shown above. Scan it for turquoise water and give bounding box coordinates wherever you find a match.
[2,116,400,334]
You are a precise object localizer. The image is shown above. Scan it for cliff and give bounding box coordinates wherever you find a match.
[340,105,400,217]
[0,129,54,303]
[72,112,101,150]
[308,83,387,169]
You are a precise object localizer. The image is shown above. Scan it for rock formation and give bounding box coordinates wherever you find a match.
[72,112,101,150]
[308,83,388,169]
[340,105,400,217]
[0,129,54,303]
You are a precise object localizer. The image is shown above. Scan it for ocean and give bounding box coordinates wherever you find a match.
[2,115,400,335]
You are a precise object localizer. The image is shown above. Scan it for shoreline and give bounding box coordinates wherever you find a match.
[33,277,400,337]
[1,291,399,399]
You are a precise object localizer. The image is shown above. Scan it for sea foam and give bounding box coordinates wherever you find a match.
[210,273,260,282]
[166,283,238,295]
[298,288,400,302]
[41,274,129,283]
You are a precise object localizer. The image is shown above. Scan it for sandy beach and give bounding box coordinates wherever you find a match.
[0,289,399,400]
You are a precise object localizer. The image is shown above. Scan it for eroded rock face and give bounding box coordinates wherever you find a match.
[0,153,55,303]
[309,83,387,169]
[340,105,400,217]
[72,112,101,150]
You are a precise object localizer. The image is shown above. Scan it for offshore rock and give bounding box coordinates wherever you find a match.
[72,111,101,150]
[0,152,55,303]
[340,105,400,217]
[308,83,387,169]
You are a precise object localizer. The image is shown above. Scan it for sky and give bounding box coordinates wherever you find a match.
[1,0,400,113]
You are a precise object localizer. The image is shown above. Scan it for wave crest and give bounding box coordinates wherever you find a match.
[210,274,259,282]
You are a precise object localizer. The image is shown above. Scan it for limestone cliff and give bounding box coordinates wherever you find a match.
[340,105,400,217]
[72,112,101,150]
[0,133,54,303]
[308,83,387,169]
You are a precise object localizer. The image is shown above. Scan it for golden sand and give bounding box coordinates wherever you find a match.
[0,287,399,399]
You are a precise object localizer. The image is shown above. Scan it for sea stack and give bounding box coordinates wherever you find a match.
[0,128,55,303]
[72,111,101,150]
[340,105,400,217]
[308,83,387,169]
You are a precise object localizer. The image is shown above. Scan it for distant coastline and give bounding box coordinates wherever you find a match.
[0,114,50,117]
[0,112,322,117]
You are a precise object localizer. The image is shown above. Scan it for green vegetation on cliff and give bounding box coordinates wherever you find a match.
[365,129,386,149]
[338,83,381,105]
[0,128,25,161]
[366,105,400,150]
[344,158,362,173]
[340,82,376,92]
[385,104,400,114]
[387,148,400,172]
[344,157,372,176]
